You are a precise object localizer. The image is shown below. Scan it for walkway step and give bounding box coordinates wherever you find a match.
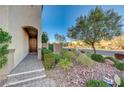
[8,69,45,77]
[4,69,46,87]
[9,78,57,87]
[5,75,46,87]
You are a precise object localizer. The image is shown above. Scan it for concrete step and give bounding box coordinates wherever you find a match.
[6,75,46,87]
[7,69,45,83]
[4,69,46,87]
[7,78,58,87]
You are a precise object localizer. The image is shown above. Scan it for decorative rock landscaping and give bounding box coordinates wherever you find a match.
[47,62,124,87]
[42,47,124,87]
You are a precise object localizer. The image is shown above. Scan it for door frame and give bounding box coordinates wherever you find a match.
[22,26,38,54]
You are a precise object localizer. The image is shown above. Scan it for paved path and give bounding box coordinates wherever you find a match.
[5,54,57,87]
[10,78,57,87]
[10,53,43,74]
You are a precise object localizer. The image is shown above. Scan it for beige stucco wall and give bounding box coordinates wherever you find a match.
[0,5,41,69]
[8,5,41,67]
[0,49,15,80]
[0,6,8,31]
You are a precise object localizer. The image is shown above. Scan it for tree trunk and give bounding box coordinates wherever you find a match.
[92,43,96,54]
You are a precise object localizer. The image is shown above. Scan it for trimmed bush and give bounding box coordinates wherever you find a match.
[119,78,124,87]
[42,48,52,60]
[66,51,76,62]
[115,62,124,71]
[91,54,104,62]
[86,80,109,87]
[59,59,73,70]
[54,53,61,64]
[76,53,94,67]
[42,48,52,54]
[60,49,76,62]
[60,49,68,59]
[43,53,55,70]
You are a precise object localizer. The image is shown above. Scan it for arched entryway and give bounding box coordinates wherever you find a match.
[23,26,38,53]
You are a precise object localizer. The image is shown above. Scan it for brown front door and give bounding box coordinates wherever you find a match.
[29,37,37,53]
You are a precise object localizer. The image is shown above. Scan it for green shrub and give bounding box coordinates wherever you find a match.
[71,49,80,57]
[42,48,52,60]
[0,28,12,69]
[43,53,55,70]
[104,56,116,63]
[59,59,73,70]
[48,44,53,52]
[86,80,109,87]
[0,56,8,68]
[119,78,124,87]
[115,62,124,71]
[60,49,76,62]
[66,51,76,62]
[76,53,94,67]
[85,52,93,57]
[60,49,68,59]
[54,53,61,64]
[91,54,104,62]
[42,48,52,54]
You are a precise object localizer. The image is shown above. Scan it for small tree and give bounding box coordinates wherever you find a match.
[67,6,123,53]
[0,28,12,68]
[55,33,66,43]
[42,32,49,43]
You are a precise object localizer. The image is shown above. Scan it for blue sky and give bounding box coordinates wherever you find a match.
[42,5,124,42]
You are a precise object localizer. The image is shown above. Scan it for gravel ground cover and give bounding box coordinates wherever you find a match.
[47,62,124,87]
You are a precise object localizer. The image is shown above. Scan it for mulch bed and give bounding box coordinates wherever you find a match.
[46,62,124,87]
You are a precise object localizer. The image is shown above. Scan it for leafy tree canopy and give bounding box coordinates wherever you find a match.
[42,32,49,43]
[67,6,123,53]
[55,33,66,43]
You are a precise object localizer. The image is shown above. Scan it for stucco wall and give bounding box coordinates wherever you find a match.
[8,5,41,67]
[0,5,41,68]
[0,6,8,31]
[0,6,41,81]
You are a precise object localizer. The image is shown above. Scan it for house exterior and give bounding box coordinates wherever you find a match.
[0,5,42,80]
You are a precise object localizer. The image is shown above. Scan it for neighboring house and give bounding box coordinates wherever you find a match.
[0,5,42,80]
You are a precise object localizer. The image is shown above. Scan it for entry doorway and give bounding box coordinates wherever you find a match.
[23,26,38,54]
[29,37,37,53]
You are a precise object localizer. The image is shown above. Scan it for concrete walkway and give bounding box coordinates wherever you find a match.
[10,53,43,74]
[5,53,57,87]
